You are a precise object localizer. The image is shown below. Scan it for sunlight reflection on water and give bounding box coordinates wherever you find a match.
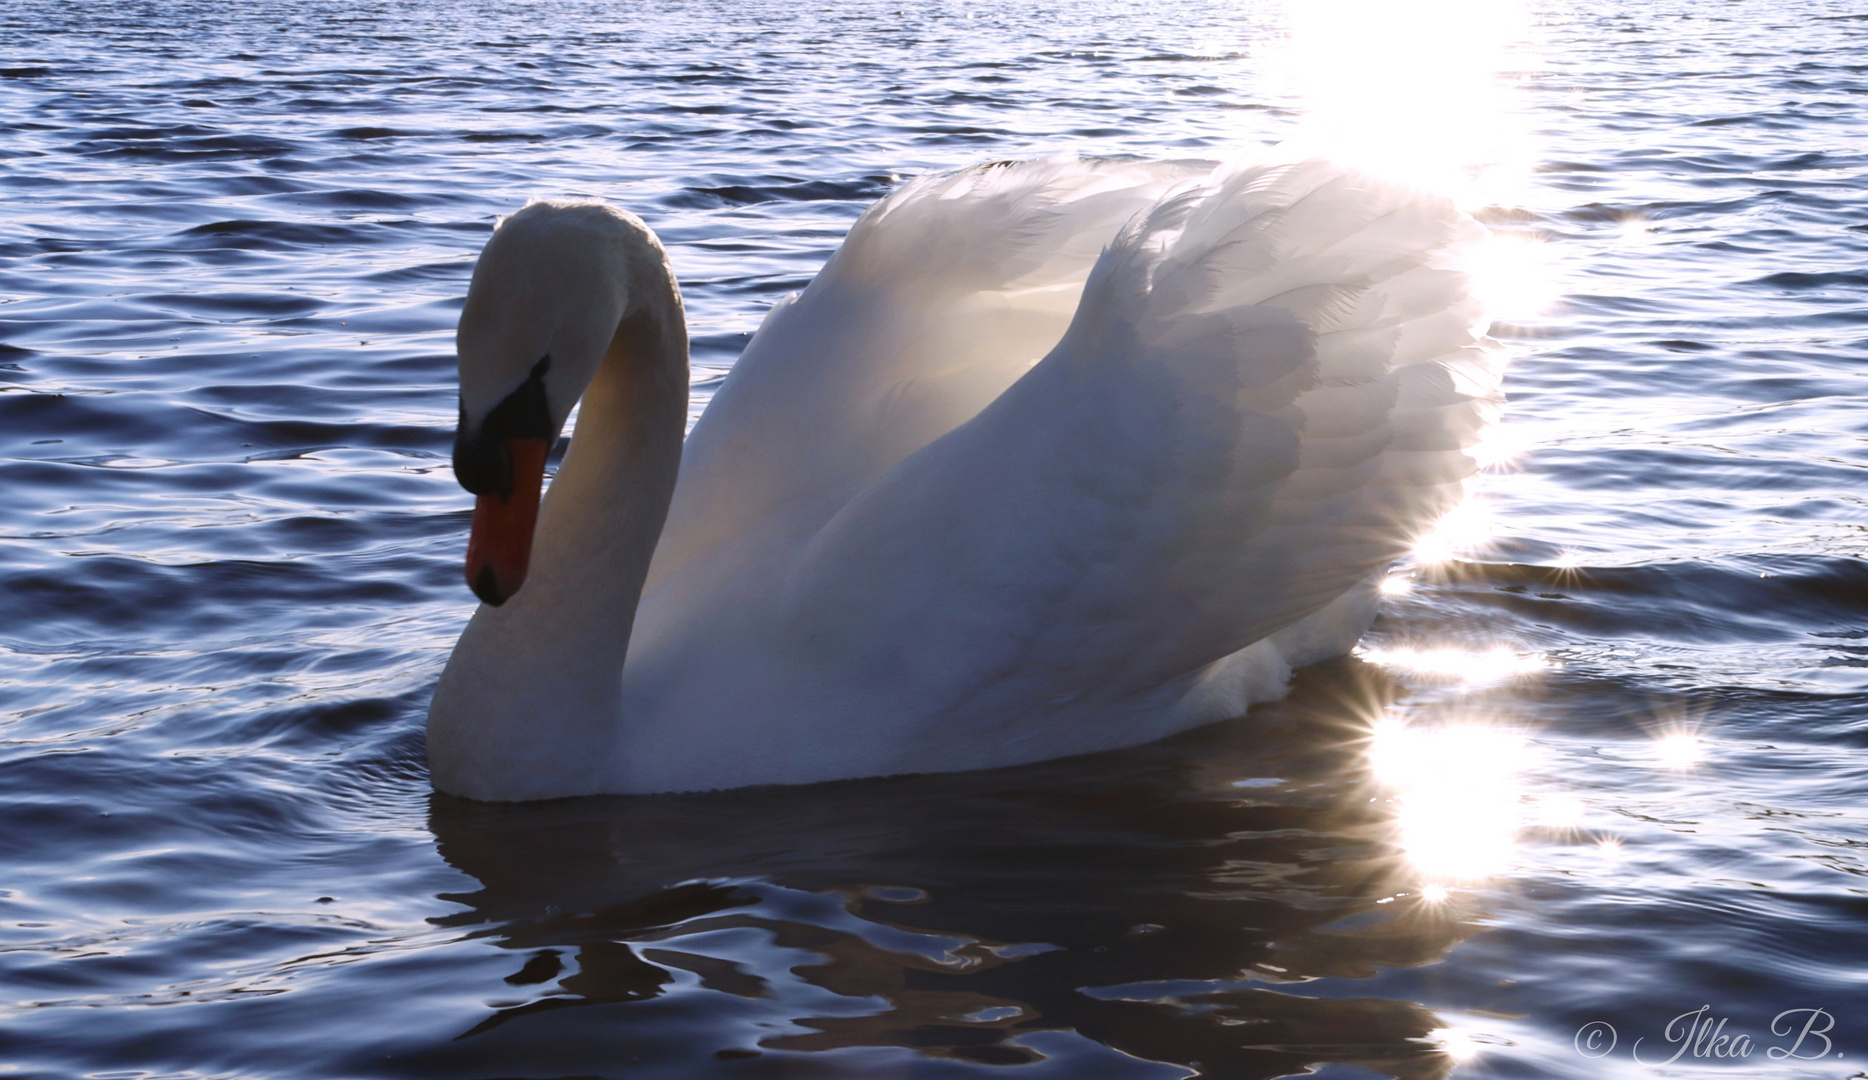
[1360,644,1549,685]
[1653,731,1704,769]
[1271,0,1540,203]
[1368,718,1533,882]
[1410,497,1497,565]
[6,0,1868,1075]
[1469,230,1562,322]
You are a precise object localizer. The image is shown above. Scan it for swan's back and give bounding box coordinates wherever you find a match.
[621,156,1500,792]
[641,155,1216,604]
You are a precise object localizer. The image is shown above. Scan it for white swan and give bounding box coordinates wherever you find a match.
[427,155,1502,801]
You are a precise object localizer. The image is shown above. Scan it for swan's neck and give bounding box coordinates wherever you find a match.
[428,266,687,801]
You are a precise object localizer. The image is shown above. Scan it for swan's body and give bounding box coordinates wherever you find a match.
[429,156,1502,801]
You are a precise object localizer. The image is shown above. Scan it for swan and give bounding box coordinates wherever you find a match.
[427,154,1503,801]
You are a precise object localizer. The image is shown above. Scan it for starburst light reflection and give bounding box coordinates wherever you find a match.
[1411,498,1495,565]
[1467,420,1532,473]
[1368,719,1533,883]
[1653,732,1704,770]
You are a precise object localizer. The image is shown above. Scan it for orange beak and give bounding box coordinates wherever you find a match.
[464,437,551,606]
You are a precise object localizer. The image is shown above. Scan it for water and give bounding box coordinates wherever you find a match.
[3,0,1867,1076]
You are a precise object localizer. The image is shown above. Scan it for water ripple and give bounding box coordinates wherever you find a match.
[3,0,1867,1077]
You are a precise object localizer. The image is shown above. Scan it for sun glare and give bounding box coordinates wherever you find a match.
[1411,498,1495,565]
[1468,422,1531,473]
[1435,1028,1482,1062]
[1272,0,1539,206]
[1368,719,1533,882]
[1468,231,1561,322]
[1272,0,1556,330]
[1618,214,1656,245]
[1362,645,1547,686]
[1654,732,1704,770]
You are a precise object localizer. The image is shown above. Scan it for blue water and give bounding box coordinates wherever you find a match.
[3,1,1867,1077]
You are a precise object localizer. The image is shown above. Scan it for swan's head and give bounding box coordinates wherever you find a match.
[452,200,654,606]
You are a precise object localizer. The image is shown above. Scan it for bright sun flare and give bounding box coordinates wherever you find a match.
[1272,0,1558,322]
[1410,498,1495,565]
[1654,732,1704,769]
[1368,719,1533,882]
[1435,1028,1481,1062]
[1272,0,1539,202]
[1278,0,1558,900]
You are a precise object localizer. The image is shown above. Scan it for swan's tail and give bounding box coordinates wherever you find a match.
[1086,159,1502,689]
[776,158,1503,759]
[1087,159,1503,719]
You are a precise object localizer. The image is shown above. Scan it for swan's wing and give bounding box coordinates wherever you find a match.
[641,155,1215,599]
[770,159,1499,760]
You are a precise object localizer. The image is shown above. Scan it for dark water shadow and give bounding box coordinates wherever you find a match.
[393,660,1485,1080]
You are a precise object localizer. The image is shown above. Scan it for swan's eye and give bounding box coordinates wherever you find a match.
[454,355,554,497]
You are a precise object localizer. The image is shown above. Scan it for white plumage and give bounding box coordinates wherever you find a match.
[427,154,1503,800]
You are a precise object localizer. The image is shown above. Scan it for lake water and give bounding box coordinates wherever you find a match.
[3,0,1867,1077]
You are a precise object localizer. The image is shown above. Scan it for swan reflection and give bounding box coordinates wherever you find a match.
[411,664,1493,1079]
